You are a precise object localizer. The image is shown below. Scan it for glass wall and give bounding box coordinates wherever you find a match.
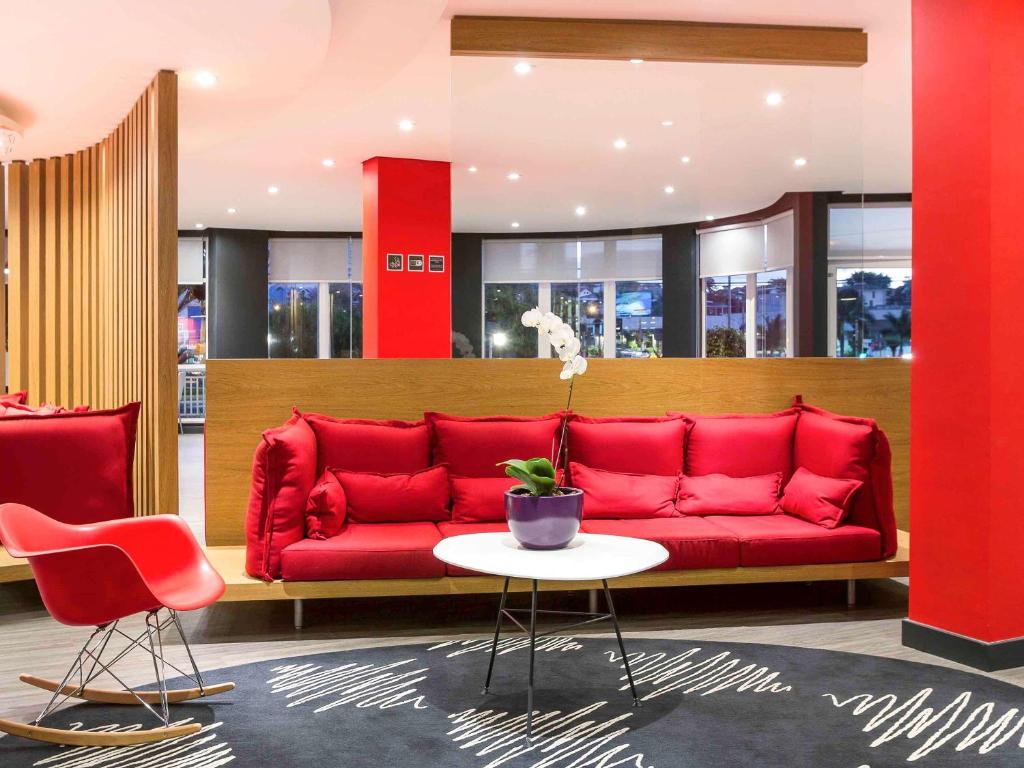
[704,275,746,357]
[755,270,788,358]
[615,280,662,357]
[484,283,539,357]
[329,282,363,358]
[552,282,604,357]
[268,283,318,358]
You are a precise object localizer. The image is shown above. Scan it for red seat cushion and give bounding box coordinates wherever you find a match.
[704,515,882,566]
[303,412,430,474]
[426,412,563,477]
[305,471,347,539]
[676,472,782,516]
[0,391,27,406]
[333,465,450,523]
[793,402,897,557]
[677,410,798,480]
[569,462,678,519]
[244,411,318,580]
[779,467,863,529]
[0,403,140,529]
[451,476,518,523]
[281,522,444,580]
[566,414,687,475]
[437,521,510,576]
[580,518,739,570]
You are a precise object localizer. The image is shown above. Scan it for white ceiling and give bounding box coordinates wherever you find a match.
[0,0,911,233]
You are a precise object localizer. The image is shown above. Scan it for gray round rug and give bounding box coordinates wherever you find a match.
[1,637,1022,767]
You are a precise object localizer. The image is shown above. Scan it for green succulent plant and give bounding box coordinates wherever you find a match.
[497,457,558,497]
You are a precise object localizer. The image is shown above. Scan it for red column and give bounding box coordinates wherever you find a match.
[362,157,451,358]
[908,0,1024,660]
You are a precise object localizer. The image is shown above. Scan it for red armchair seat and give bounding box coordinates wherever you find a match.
[280,522,444,581]
[704,515,882,567]
[581,517,740,570]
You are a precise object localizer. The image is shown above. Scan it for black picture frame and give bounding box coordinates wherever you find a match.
[408,254,425,272]
[428,255,445,273]
[386,253,403,271]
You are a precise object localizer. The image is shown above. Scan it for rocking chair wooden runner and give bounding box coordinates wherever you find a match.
[0,503,235,746]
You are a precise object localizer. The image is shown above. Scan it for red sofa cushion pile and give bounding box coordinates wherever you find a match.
[779,467,863,529]
[678,409,799,480]
[676,472,783,516]
[334,465,450,524]
[569,462,677,519]
[450,476,519,523]
[303,413,430,474]
[305,471,347,540]
[566,414,687,475]
[426,412,562,477]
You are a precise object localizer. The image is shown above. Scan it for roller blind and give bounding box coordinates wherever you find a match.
[483,236,662,282]
[178,237,205,284]
[698,224,764,277]
[765,213,795,271]
[580,236,662,280]
[268,238,362,282]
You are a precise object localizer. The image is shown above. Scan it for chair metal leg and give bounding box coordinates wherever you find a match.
[33,626,103,725]
[602,580,640,706]
[170,610,206,694]
[294,599,304,629]
[527,579,538,738]
[144,611,170,725]
[483,577,510,694]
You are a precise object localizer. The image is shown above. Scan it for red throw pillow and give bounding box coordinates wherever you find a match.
[779,467,863,529]
[303,412,430,474]
[426,412,563,478]
[676,472,783,516]
[451,476,519,523]
[0,403,140,528]
[333,465,450,523]
[567,414,687,476]
[0,391,28,406]
[673,410,798,480]
[570,462,678,519]
[305,471,347,539]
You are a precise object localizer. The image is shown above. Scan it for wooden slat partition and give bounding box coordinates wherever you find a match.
[5,71,178,517]
[205,358,910,546]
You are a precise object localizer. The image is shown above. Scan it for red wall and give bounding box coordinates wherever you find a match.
[362,157,452,358]
[910,0,1024,642]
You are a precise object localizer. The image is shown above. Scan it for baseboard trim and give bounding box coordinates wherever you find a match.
[902,619,1024,671]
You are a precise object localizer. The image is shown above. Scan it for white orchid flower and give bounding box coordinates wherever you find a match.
[559,354,588,380]
[548,323,575,349]
[556,337,581,362]
[538,312,563,335]
[521,307,543,328]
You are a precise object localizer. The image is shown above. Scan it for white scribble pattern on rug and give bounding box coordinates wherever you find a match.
[448,702,650,768]
[429,636,583,658]
[825,688,1024,762]
[32,720,233,768]
[267,659,429,713]
[607,647,792,701]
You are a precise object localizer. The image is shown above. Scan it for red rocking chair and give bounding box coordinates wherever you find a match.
[0,503,235,746]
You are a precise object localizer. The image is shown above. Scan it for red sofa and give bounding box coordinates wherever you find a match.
[244,400,897,583]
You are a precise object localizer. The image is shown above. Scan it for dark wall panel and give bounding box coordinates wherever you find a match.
[661,223,698,357]
[451,233,483,357]
[207,228,269,359]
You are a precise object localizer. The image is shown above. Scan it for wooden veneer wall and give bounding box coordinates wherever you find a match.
[205,357,910,546]
[4,71,178,517]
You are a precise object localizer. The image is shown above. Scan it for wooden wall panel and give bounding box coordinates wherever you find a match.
[205,358,910,545]
[5,71,178,517]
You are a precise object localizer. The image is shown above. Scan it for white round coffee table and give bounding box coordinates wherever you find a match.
[433,532,668,736]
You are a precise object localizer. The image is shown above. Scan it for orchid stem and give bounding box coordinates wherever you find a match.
[553,376,575,482]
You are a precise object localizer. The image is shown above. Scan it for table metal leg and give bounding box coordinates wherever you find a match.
[483,577,510,694]
[602,580,640,706]
[527,579,538,738]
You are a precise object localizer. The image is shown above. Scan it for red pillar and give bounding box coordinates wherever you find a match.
[906,0,1024,667]
[362,157,452,358]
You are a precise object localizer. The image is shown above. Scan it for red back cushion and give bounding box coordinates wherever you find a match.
[0,391,28,406]
[426,412,563,478]
[570,462,678,519]
[333,465,450,523]
[305,471,347,539]
[451,476,519,523]
[780,467,863,529]
[793,403,895,556]
[303,412,430,474]
[244,411,318,580]
[676,410,798,479]
[0,403,139,527]
[567,414,687,475]
[676,472,783,516]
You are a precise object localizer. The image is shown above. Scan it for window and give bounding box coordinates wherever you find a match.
[615,281,662,358]
[552,282,604,357]
[484,283,539,357]
[176,285,206,364]
[704,276,746,357]
[268,282,318,358]
[329,282,363,358]
[755,270,787,358]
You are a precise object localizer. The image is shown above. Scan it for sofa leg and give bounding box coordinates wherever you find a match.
[588,589,599,614]
[846,579,856,607]
[294,599,304,630]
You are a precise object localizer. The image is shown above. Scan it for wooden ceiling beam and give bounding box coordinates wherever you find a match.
[451,16,867,67]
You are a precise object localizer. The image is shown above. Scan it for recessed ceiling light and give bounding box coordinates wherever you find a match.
[468,165,478,173]
[194,71,217,88]
[194,222,204,229]
[661,120,674,127]
[321,158,335,168]
[267,185,279,195]
[794,157,808,167]
[613,138,628,150]
[513,61,532,75]
[511,221,521,229]
[575,205,587,216]
[226,207,236,214]
[765,92,783,107]
[664,185,675,194]
[680,155,691,164]
[705,215,715,221]
[398,118,415,132]
[629,58,644,65]
[507,171,521,181]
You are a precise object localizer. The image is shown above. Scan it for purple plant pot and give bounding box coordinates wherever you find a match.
[505,488,584,550]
